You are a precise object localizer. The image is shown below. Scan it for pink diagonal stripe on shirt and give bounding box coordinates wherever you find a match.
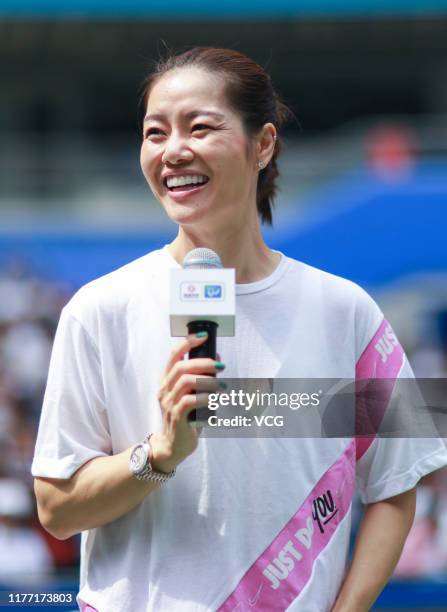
[217,440,356,612]
[355,318,404,461]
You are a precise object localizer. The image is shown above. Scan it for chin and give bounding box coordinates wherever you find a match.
[163,199,214,226]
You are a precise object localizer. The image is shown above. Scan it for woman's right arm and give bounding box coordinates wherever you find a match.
[34,332,221,540]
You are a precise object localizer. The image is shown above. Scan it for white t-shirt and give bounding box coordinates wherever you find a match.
[32,247,447,612]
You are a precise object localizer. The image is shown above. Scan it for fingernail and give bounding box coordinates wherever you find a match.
[196,331,208,338]
[218,381,227,389]
[215,362,226,371]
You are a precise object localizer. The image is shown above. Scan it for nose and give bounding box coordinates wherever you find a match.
[161,132,194,165]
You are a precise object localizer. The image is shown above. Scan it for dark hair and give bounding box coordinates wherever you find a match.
[139,47,292,225]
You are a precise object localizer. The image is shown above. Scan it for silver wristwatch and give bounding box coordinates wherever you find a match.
[129,434,176,483]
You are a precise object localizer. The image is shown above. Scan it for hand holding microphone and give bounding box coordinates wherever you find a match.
[151,248,236,471]
[152,333,223,473]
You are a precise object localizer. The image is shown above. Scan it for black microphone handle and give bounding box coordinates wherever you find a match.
[187,320,219,424]
[187,320,218,360]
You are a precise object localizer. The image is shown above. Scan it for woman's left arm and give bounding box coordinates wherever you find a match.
[332,487,416,612]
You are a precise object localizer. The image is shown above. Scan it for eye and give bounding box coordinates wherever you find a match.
[144,127,165,139]
[192,124,212,133]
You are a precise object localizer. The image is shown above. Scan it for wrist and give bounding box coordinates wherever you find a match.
[149,432,178,473]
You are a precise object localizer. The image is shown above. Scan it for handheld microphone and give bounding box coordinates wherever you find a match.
[170,248,235,420]
[183,248,223,360]
[170,248,235,350]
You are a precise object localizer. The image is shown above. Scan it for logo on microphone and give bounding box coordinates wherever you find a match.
[180,282,224,301]
[181,283,200,299]
[204,285,222,299]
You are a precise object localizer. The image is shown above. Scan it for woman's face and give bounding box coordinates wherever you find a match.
[140,67,258,228]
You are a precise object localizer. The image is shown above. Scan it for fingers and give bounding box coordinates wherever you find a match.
[157,334,225,459]
[163,333,209,376]
[175,392,213,421]
[162,357,224,401]
[169,373,220,407]
[159,374,226,413]
[159,333,212,403]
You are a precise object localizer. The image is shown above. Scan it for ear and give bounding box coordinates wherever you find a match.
[256,123,277,170]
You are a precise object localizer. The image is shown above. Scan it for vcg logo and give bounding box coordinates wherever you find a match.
[204,285,222,299]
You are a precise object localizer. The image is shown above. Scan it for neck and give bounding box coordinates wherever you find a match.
[168,220,280,283]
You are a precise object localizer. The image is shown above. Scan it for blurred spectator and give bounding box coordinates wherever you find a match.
[2,321,52,399]
[0,260,79,580]
[411,309,447,378]
[394,471,447,578]
[366,124,415,183]
[0,477,53,582]
[395,308,447,579]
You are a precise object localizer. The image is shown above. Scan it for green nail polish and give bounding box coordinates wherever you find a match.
[196,331,208,338]
[215,362,226,371]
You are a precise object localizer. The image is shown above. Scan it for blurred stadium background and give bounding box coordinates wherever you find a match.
[1,1,447,610]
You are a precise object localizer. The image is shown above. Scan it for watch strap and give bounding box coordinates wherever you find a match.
[133,434,176,483]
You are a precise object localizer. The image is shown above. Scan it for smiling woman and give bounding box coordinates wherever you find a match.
[141,66,264,238]
[136,48,295,283]
[139,48,290,226]
[31,47,447,612]
[136,50,292,281]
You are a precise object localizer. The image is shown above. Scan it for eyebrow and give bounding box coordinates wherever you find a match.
[143,110,225,123]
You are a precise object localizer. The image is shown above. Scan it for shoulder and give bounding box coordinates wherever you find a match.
[284,257,378,308]
[283,256,384,354]
[61,248,169,331]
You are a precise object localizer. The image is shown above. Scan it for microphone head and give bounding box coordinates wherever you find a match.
[183,248,223,269]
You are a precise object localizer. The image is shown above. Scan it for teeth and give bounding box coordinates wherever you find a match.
[166,175,208,188]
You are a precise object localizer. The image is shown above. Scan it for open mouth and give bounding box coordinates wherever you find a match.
[164,175,210,192]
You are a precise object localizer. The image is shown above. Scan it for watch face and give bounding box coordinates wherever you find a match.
[130,444,147,473]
